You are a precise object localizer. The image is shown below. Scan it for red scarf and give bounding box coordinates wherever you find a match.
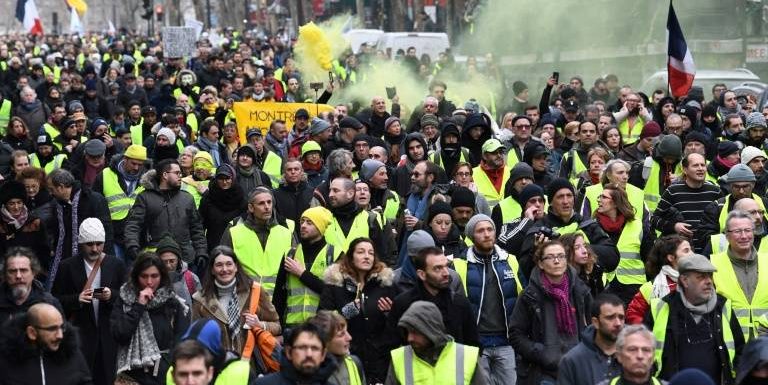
[302,159,323,172]
[480,162,505,193]
[596,212,625,234]
[590,173,600,185]
[715,155,738,170]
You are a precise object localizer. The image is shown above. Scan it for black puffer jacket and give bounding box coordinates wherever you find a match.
[0,313,91,385]
[509,267,592,385]
[319,263,398,384]
[254,354,338,385]
[0,280,62,325]
[124,170,207,262]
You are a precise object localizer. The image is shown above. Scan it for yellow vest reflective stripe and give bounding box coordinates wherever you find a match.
[584,183,645,219]
[285,244,339,325]
[102,168,144,220]
[29,153,66,174]
[644,160,662,212]
[344,356,363,385]
[565,149,588,180]
[325,211,371,252]
[618,116,645,145]
[497,197,521,224]
[650,298,736,376]
[609,376,661,385]
[614,217,645,284]
[130,122,143,145]
[230,222,292,296]
[472,165,509,208]
[0,99,11,135]
[712,250,768,340]
[263,151,283,188]
[718,194,768,230]
[391,341,478,385]
[383,191,400,223]
[639,281,653,302]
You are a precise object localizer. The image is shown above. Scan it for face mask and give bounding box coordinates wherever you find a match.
[181,74,193,86]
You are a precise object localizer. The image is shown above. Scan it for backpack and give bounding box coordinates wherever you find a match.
[182,270,196,296]
[241,282,282,373]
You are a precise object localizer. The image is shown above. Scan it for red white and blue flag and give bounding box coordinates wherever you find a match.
[667,1,695,98]
[15,0,44,36]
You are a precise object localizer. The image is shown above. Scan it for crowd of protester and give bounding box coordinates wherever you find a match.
[1,27,768,385]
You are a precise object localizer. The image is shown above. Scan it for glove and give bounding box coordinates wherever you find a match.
[341,301,361,319]
[126,247,139,262]
[193,255,209,275]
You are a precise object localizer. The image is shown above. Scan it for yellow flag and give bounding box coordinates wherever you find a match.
[67,0,88,16]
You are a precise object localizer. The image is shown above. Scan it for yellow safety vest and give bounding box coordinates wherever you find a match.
[101,168,144,221]
[285,244,340,325]
[639,281,653,302]
[130,120,144,145]
[650,297,736,377]
[452,254,522,295]
[229,222,292,295]
[187,112,199,135]
[618,116,645,145]
[564,149,588,180]
[391,340,479,385]
[28,153,66,174]
[343,356,363,385]
[712,250,768,340]
[382,191,400,224]
[429,149,469,171]
[181,179,205,208]
[42,122,59,140]
[42,65,61,84]
[325,211,374,253]
[710,233,768,255]
[643,160,663,212]
[610,216,645,285]
[0,99,11,136]
[472,165,509,208]
[718,194,768,230]
[497,197,522,224]
[610,376,661,385]
[263,151,283,188]
[584,183,646,219]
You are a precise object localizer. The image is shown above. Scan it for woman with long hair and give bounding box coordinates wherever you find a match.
[111,252,190,385]
[581,159,646,221]
[573,147,611,208]
[191,246,280,354]
[601,126,623,157]
[320,237,397,384]
[595,183,656,304]
[5,117,34,152]
[625,235,691,324]
[309,310,366,385]
[560,233,604,297]
[510,240,592,385]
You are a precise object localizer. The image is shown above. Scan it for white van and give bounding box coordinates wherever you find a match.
[343,29,385,54]
[376,32,450,61]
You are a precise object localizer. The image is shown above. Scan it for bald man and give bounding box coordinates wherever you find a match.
[0,303,92,385]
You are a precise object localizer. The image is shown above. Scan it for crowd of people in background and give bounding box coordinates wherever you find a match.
[0,27,768,385]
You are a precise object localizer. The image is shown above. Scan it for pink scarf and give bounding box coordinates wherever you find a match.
[541,271,577,336]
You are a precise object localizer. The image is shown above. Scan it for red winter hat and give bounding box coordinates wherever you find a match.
[640,121,662,139]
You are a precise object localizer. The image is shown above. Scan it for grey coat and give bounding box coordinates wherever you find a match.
[124,170,207,262]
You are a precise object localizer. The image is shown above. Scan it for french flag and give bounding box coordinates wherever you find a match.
[15,0,44,36]
[667,2,695,98]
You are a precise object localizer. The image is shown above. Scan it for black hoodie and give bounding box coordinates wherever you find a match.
[391,133,429,198]
[435,121,468,175]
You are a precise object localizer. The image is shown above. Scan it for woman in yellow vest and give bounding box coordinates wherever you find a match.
[181,151,214,208]
[319,237,397,384]
[191,245,281,354]
[625,235,690,324]
[574,147,611,210]
[309,311,365,385]
[595,183,656,304]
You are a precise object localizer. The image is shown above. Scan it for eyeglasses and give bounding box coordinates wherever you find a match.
[727,228,753,235]
[541,254,566,262]
[731,183,753,191]
[35,324,66,333]
[455,172,471,177]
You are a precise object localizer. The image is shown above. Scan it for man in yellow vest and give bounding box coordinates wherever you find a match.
[711,210,768,341]
[473,138,510,208]
[707,198,768,256]
[326,177,389,261]
[359,158,400,226]
[221,187,293,297]
[643,253,744,383]
[560,121,606,181]
[29,133,69,173]
[700,164,768,249]
[0,94,12,135]
[505,115,537,167]
[92,144,147,260]
[491,162,534,229]
[276,206,338,327]
[387,301,484,385]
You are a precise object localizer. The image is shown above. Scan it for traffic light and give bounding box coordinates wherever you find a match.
[141,0,152,20]
[155,5,163,22]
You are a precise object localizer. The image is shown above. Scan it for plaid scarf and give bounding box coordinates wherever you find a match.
[48,190,81,291]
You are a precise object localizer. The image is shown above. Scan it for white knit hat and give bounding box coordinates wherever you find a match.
[78,218,105,244]
[157,127,177,145]
[741,146,767,165]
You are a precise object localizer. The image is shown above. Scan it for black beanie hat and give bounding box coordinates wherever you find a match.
[427,201,453,225]
[450,186,476,209]
[155,233,182,258]
[518,184,545,206]
[546,178,575,202]
[718,140,739,158]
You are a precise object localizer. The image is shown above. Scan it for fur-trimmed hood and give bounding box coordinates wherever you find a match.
[323,263,394,287]
[139,168,159,190]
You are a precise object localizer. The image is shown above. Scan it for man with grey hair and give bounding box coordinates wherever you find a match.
[596,324,659,385]
[644,253,744,383]
[311,148,354,207]
[0,247,61,325]
[710,210,768,342]
[14,85,49,135]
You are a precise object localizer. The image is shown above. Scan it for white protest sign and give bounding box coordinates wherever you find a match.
[162,27,197,58]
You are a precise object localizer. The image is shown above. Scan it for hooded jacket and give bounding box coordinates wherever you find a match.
[392,133,429,198]
[434,121,470,175]
[558,325,622,385]
[0,316,92,385]
[460,115,493,167]
[254,352,338,385]
[123,169,208,262]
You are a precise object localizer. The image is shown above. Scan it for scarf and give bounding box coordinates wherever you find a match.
[596,212,626,234]
[679,287,718,324]
[540,271,577,336]
[480,161,505,193]
[216,279,241,341]
[207,179,244,212]
[48,190,81,291]
[1,205,28,230]
[715,155,738,170]
[116,284,188,374]
[652,265,679,299]
[302,159,323,172]
[118,160,141,194]
[198,137,221,167]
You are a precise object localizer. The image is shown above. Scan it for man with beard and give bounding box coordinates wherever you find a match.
[387,247,478,346]
[429,120,469,175]
[474,139,511,208]
[360,158,400,226]
[397,161,441,263]
[255,322,336,385]
[92,144,147,260]
[117,73,148,109]
[0,247,61,324]
[718,90,744,122]
[559,294,625,385]
[325,177,389,263]
[739,112,768,153]
[392,133,430,198]
[560,121,608,182]
[51,218,126,385]
[247,128,283,188]
[0,303,92,385]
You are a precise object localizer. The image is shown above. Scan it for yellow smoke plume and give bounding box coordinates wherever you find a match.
[294,16,353,83]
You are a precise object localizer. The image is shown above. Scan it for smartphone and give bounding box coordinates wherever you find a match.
[93,287,105,294]
[552,71,559,83]
[386,87,397,99]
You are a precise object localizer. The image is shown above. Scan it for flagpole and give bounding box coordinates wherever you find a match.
[667,0,672,99]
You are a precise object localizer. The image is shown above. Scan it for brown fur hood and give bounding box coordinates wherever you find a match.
[323,263,394,287]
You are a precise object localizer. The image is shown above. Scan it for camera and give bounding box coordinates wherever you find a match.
[309,82,324,91]
[536,226,560,239]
